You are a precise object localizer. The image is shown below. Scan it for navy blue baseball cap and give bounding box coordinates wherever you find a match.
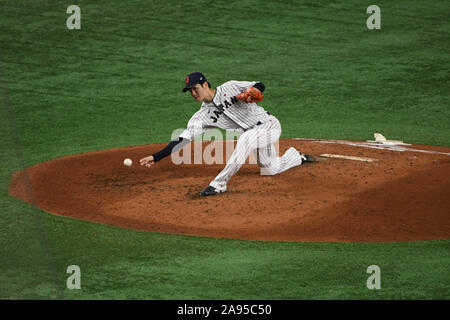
[182,72,207,92]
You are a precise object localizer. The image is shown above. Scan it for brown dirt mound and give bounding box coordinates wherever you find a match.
[9,139,450,242]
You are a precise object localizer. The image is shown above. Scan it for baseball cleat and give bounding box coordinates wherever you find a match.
[299,153,316,163]
[200,186,224,196]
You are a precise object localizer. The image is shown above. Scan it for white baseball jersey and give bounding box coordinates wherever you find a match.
[178,80,305,193]
[179,81,272,140]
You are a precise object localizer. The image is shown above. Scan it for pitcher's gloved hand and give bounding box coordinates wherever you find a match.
[236,87,264,103]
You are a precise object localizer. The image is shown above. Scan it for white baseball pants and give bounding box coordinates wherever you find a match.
[209,116,305,192]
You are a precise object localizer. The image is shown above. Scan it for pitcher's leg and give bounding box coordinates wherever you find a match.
[209,129,260,192]
[256,117,309,174]
[258,144,304,175]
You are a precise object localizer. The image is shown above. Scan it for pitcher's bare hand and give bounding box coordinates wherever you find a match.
[140,155,155,168]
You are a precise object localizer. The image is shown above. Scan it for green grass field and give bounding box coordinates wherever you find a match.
[1,0,449,299]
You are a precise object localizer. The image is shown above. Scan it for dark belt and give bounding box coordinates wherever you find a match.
[256,111,271,126]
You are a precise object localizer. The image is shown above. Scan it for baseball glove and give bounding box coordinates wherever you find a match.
[236,87,264,103]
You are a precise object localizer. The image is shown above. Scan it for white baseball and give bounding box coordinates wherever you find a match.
[123,158,132,167]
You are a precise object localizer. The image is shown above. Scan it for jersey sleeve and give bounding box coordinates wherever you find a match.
[225,80,258,93]
[179,108,213,141]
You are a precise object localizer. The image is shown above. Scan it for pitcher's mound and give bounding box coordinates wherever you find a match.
[9,139,450,242]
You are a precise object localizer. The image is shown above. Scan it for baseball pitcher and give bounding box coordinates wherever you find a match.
[140,72,315,196]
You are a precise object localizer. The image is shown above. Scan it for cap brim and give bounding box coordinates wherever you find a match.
[182,83,197,92]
